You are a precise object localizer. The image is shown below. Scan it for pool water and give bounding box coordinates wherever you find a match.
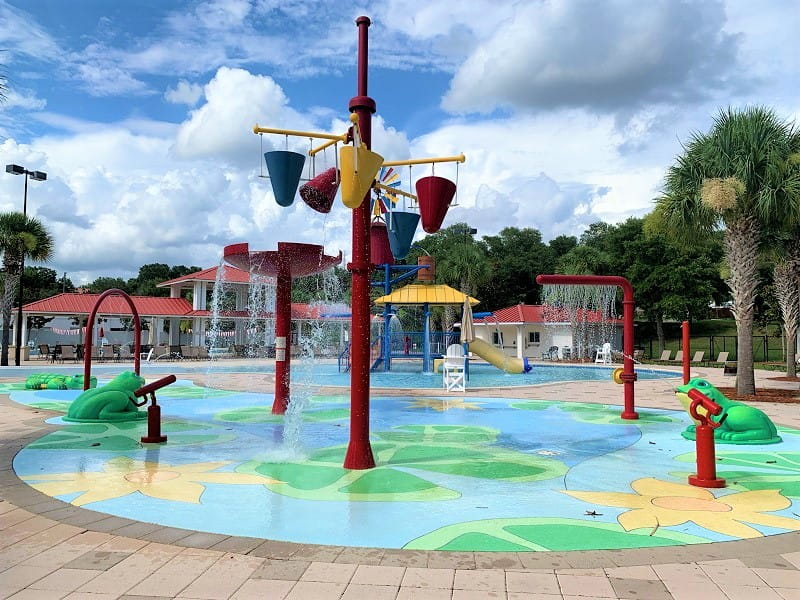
[11,381,800,551]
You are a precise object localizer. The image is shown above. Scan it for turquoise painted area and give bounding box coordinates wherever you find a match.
[10,381,800,551]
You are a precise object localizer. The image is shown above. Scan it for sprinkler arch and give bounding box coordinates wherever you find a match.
[536,274,638,420]
[83,288,142,390]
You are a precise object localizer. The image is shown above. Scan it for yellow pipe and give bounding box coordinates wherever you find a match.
[382,153,466,167]
[253,124,347,142]
[374,182,417,201]
[309,136,347,157]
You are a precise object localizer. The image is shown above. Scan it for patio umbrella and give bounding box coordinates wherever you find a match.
[460,295,475,344]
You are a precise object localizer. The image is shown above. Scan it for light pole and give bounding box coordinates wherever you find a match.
[5,164,47,366]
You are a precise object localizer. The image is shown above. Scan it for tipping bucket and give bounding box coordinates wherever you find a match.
[340,145,384,209]
[417,255,435,281]
[370,221,395,265]
[265,151,306,207]
[416,176,456,233]
[299,167,339,214]
[386,211,420,260]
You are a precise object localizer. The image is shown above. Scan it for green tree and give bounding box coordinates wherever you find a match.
[770,229,800,376]
[22,266,74,303]
[654,107,800,394]
[0,212,55,365]
[88,277,129,294]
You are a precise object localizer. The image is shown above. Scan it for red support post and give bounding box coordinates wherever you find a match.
[686,388,726,488]
[343,15,376,469]
[535,274,638,419]
[682,320,690,384]
[84,289,142,390]
[272,259,292,414]
[134,375,176,444]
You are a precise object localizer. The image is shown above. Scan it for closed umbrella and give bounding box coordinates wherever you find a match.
[460,296,474,381]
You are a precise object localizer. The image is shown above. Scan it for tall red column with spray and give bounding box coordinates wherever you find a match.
[344,15,377,469]
[273,255,292,414]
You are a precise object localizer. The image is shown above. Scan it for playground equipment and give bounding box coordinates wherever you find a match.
[252,17,465,469]
[677,378,781,445]
[467,338,531,374]
[25,373,96,390]
[684,386,726,488]
[83,288,142,391]
[223,242,341,414]
[537,274,638,420]
[65,371,147,423]
[133,374,177,444]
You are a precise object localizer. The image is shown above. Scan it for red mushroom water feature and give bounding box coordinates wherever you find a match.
[223,242,342,414]
[536,274,639,420]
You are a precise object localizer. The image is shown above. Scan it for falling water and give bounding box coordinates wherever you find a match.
[541,284,618,360]
[245,274,277,357]
[207,257,236,355]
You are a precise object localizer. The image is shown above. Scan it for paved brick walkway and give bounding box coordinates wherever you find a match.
[1,362,799,599]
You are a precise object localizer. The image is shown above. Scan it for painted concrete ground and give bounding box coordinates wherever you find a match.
[7,379,800,552]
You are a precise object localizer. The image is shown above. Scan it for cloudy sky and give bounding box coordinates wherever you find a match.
[1,0,798,285]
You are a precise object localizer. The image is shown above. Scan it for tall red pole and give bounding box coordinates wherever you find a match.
[681,320,691,384]
[536,274,638,419]
[272,258,292,414]
[343,16,376,469]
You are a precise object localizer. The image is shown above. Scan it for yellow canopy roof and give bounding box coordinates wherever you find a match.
[374,283,480,306]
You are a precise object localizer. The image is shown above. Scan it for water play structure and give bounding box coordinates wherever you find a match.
[223,242,342,415]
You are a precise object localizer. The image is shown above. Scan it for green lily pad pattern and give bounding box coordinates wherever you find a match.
[26,420,233,451]
[403,517,710,551]
[237,424,567,502]
[675,450,800,498]
[28,401,72,413]
[215,406,349,423]
[512,401,679,425]
[157,386,234,399]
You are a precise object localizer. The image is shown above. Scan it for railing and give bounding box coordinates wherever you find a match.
[386,331,460,357]
[338,342,351,373]
[641,335,788,363]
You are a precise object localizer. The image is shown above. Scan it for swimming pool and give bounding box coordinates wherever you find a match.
[11,380,800,551]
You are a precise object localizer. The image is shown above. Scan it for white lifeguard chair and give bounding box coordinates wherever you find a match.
[442,344,466,392]
[595,342,612,364]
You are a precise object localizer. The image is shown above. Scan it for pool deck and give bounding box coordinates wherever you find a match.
[1,361,799,599]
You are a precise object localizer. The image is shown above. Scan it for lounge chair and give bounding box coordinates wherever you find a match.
[713,351,729,365]
[542,346,560,361]
[673,350,683,363]
[691,351,705,364]
[655,350,671,362]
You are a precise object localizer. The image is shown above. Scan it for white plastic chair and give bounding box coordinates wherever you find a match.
[443,344,466,392]
[595,342,612,364]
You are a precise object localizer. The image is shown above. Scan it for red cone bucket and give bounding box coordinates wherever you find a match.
[386,211,420,260]
[370,221,394,266]
[265,151,305,207]
[299,168,339,214]
[416,176,455,233]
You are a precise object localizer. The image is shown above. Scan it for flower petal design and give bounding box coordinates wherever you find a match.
[722,489,791,512]
[692,515,764,539]
[617,508,662,531]
[563,490,648,509]
[631,477,713,500]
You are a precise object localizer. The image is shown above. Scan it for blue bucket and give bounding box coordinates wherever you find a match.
[265,151,305,207]
[386,211,420,260]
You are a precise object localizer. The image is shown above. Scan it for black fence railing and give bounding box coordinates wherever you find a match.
[640,335,787,363]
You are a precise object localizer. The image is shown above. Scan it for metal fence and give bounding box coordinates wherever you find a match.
[640,335,788,363]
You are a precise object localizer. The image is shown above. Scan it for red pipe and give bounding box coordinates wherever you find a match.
[343,16,376,469]
[682,320,690,384]
[536,275,638,419]
[83,289,142,390]
[272,259,292,414]
[686,388,725,488]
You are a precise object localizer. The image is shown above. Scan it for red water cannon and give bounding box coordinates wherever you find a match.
[686,387,726,488]
[134,375,176,444]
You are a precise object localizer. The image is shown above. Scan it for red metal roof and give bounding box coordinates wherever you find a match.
[157,265,251,287]
[23,294,193,317]
[474,304,622,325]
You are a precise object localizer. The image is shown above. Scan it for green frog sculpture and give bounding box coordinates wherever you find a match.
[676,378,781,445]
[25,373,97,390]
[64,371,147,423]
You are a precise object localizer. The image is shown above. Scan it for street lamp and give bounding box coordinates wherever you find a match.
[5,164,47,366]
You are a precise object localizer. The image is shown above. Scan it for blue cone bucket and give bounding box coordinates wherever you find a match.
[386,211,420,260]
[265,151,305,207]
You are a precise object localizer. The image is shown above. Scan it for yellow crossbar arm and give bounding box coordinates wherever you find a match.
[382,154,465,167]
[253,124,348,142]
[309,137,346,157]
[374,182,417,202]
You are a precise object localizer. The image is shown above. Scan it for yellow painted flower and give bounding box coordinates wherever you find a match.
[564,477,800,538]
[408,397,483,411]
[21,456,282,506]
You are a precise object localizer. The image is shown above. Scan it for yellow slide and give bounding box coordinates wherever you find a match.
[468,338,531,374]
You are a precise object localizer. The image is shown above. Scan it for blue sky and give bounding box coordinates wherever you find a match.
[1,0,798,284]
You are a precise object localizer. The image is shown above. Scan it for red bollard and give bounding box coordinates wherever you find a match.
[134,375,176,445]
[686,388,726,488]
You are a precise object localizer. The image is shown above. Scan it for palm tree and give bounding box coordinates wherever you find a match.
[654,107,800,394]
[436,233,491,331]
[0,212,55,365]
[772,231,800,377]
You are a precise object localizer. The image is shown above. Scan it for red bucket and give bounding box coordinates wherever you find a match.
[416,176,455,233]
[370,221,395,266]
[299,168,339,214]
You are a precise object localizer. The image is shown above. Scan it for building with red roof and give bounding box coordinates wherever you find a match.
[18,266,354,355]
[471,303,623,361]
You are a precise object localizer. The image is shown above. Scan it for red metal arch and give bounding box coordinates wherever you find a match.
[83,288,142,390]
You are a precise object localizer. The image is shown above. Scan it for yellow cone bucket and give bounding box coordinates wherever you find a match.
[340,145,384,209]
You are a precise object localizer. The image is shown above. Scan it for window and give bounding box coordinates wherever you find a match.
[492,332,502,345]
[528,331,540,344]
